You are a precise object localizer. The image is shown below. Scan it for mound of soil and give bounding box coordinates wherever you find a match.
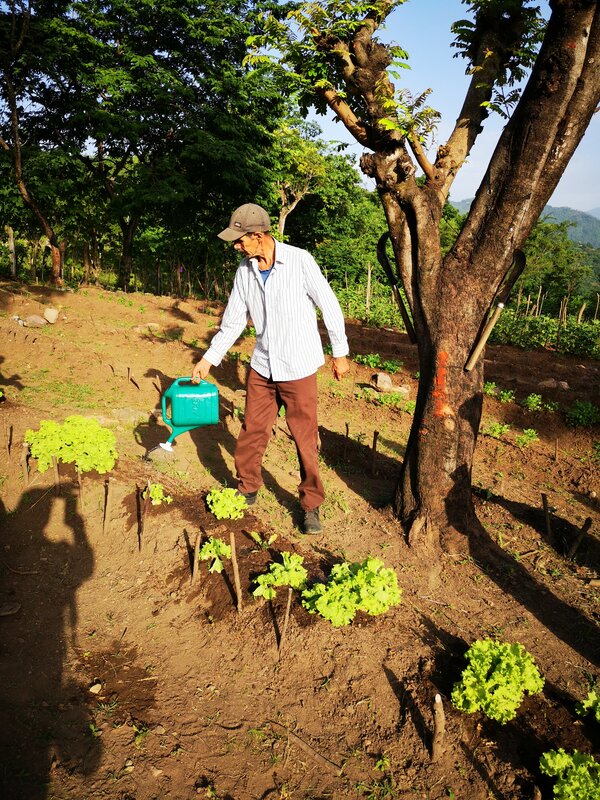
[0,281,598,800]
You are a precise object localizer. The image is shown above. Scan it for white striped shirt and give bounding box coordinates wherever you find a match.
[204,240,349,381]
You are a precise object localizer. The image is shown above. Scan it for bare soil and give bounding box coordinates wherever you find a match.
[0,281,599,800]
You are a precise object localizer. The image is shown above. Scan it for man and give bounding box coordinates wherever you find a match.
[192,203,350,534]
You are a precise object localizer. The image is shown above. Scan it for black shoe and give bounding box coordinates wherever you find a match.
[239,490,257,507]
[303,508,323,534]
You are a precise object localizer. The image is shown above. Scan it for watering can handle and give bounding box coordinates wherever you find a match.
[161,377,209,425]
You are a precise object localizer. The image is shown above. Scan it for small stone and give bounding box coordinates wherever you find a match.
[154,724,166,734]
[89,681,102,694]
[22,314,48,328]
[537,379,557,389]
[558,381,570,390]
[150,766,163,778]
[43,307,59,324]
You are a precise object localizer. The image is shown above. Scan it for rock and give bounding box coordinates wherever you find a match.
[538,379,557,389]
[22,314,48,327]
[371,372,393,391]
[558,381,570,390]
[89,681,102,694]
[43,307,59,324]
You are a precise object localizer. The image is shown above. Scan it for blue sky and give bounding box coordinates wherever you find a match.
[313,0,599,212]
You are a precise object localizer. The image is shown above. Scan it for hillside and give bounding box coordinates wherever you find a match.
[451,199,600,247]
[0,281,599,800]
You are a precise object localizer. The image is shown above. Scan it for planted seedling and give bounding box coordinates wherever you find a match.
[515,428,539,448]
[198,537,231,574]
[252,552,308,601]
[301,557,402,627]
[451,639,544,724]
[576,689,600,723]
[206,487,247,520]
[539,749,600,800]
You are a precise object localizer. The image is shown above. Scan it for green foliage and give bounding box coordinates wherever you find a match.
[252,552,308,600]
[565,400,600,428]
[198,537,231,574]
[355,353,383,369]
[491,311,600,359]
[483,381,497,396]
[382,359,402,374]
[451,639,544,724]
[484,422,510,439]
[25,416,117,474]
[515,428,539,449]
[301,557,402,628]
[206,487,248,520]
[142,483,172,506]
[521,393,543,412]
[539,749,600,800]
[576,690,600,723]
[498,389,516,404]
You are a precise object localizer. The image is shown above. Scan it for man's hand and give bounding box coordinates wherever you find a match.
[331,356,350,381]
[191,357,212,383]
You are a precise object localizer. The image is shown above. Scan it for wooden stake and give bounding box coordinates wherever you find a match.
[103,477,115,534]
[541,493,553,544]
[3,419,11,458]
[51,455,61,496]
[371,430,379,476]
[21,442,29,484]
[567,517,592,560]
[77,468,85,514]
[278,587,293,659]
[229,530,243,612]
[191,530,201,584]
[431,693,446,762]
[343,422,350,460]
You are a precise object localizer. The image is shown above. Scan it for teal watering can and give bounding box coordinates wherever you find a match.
[159,377,219,451]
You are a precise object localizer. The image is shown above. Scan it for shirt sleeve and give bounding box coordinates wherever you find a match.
[301,252,349,358]
[203,266,250,366]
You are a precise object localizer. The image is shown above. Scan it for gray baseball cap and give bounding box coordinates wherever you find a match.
[217,203,271,241]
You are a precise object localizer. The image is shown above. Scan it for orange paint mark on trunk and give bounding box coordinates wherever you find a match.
[432,351,451,417]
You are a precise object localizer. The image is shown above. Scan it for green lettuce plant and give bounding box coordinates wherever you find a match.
[539,749,600,800]
[301,557,402,628]
[198,537,231,573]
[25,415,118,473]
[252,552,308,600]
[576,689,600,723]
[451,639,544,723]
[142,483,173,506]
[206,487,247,520]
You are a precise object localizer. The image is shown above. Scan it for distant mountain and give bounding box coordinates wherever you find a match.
[450,200,600,248]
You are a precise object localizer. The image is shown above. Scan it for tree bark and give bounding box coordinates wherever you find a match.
[118,217,139,291]
[6,225,17,278]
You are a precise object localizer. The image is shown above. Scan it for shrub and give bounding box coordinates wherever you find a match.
[565,400,600,427]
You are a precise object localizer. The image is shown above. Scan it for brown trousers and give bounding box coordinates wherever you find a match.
[235,368,324,511]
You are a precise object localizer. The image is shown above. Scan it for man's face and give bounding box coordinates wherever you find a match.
[233,232,261,258]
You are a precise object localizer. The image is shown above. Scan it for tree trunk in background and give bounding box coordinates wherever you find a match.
[118,217,139,291]
[6,225,17,278]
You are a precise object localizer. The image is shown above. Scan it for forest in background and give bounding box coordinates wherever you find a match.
[1,0,599,338]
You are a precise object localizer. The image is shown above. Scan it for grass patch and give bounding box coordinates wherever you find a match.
[20,379,97,408]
